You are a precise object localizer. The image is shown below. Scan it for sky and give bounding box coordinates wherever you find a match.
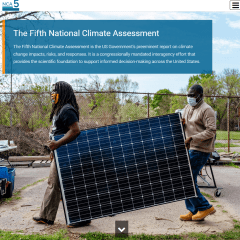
[4,11,240,93]
[45,11,240,94]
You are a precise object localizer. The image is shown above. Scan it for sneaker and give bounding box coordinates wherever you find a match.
[33,216,54,225]
[192,206,216,221]
[179,212,194,221]
[67,220,91,228]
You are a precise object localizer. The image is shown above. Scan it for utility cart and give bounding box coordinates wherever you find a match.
[0,141,17,198]
[0,167,15,198]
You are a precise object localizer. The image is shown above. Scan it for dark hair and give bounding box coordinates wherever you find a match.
[189,84,203,95]
[50,81,79,121]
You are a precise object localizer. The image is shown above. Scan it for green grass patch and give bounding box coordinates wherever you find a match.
[0,191,22,203]
[216,205,222,207]
[221,226,240,240]
[0,225,240,240]
[79,232,183,240]
[222,210,228,213]
[201,192,213,199]
[217,131,240,140]
[187,232,216,240]
[210,200,218,202]
[225,162,240,168]
[216,149,226,153]
[21,177,48,190]
[234,224,240,229]
[79,227,240,240]
[233,219,239,223]
[215,143,239,148]
[0,229,68,240]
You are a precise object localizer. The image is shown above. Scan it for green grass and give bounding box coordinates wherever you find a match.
[216,205,222,207]
[1,191,22,203]
[225,162,240,168]
[1,230,240,240]
[79,232,183,240]
[0,229,68,240]
[201,192,219,203]
[234,224,240,229]
[222,210,228,213]
[216,149,226,153]
[78,226,240,240]
[201,192,212,199]
[233,151,240,154]
[1,223,240,240]
[21,177,48,190]
[217,131,240,140]
[215,143,239,148]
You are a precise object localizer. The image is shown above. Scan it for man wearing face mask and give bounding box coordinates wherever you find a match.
[180,84,216,221]
[33,81,91,227]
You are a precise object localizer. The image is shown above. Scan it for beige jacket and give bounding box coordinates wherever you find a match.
[182,99,216,153]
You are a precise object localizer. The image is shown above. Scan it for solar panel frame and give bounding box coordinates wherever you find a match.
[53,112,197,225]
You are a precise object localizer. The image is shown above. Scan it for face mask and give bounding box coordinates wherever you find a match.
[51,84,59,104]
[187,97,197,107]
[51,93,59,104]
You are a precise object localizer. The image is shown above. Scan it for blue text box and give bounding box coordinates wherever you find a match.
[4,20,212,74]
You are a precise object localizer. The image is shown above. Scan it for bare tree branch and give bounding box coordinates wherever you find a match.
[0,11,20,18]
[9,11,39,20]
[59,11,64,20]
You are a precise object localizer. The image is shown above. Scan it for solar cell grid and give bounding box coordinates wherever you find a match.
[54,113,197,225]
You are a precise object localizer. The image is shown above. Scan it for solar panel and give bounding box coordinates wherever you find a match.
[53,113,197,225]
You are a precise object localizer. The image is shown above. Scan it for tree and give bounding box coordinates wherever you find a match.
[4,75,57,131]
[186,69,240,130]
[0,11,63,24]
[218,69,240,130]
[170,95,187,113]
[219,69,240,96]
[187,72,222,96]
[150,89,173,116]
[70,75,139,126]
[117,102,150,122]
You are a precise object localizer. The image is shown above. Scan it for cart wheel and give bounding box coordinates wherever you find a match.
[5,182,13,198]
[214,189,221,198]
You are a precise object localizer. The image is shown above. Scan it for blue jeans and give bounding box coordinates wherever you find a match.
[185,150,212,214]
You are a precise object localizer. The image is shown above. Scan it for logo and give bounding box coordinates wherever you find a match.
[2,0,19,11]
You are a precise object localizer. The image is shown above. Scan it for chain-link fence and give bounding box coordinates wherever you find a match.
[0,91,239,156]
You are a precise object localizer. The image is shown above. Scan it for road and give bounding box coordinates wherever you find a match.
[14,167,50,191]
[199,165,240,220]
[14,165,240,221]
[0,164,237,235]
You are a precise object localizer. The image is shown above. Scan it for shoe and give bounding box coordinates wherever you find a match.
[33,216,54,225]
[67,220,91,228]
[179,212,194,221]
[192,206,216,221]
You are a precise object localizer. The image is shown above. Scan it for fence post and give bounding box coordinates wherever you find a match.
[227,98,230,153]
[147,93,150,118]
[10,73,12,127]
